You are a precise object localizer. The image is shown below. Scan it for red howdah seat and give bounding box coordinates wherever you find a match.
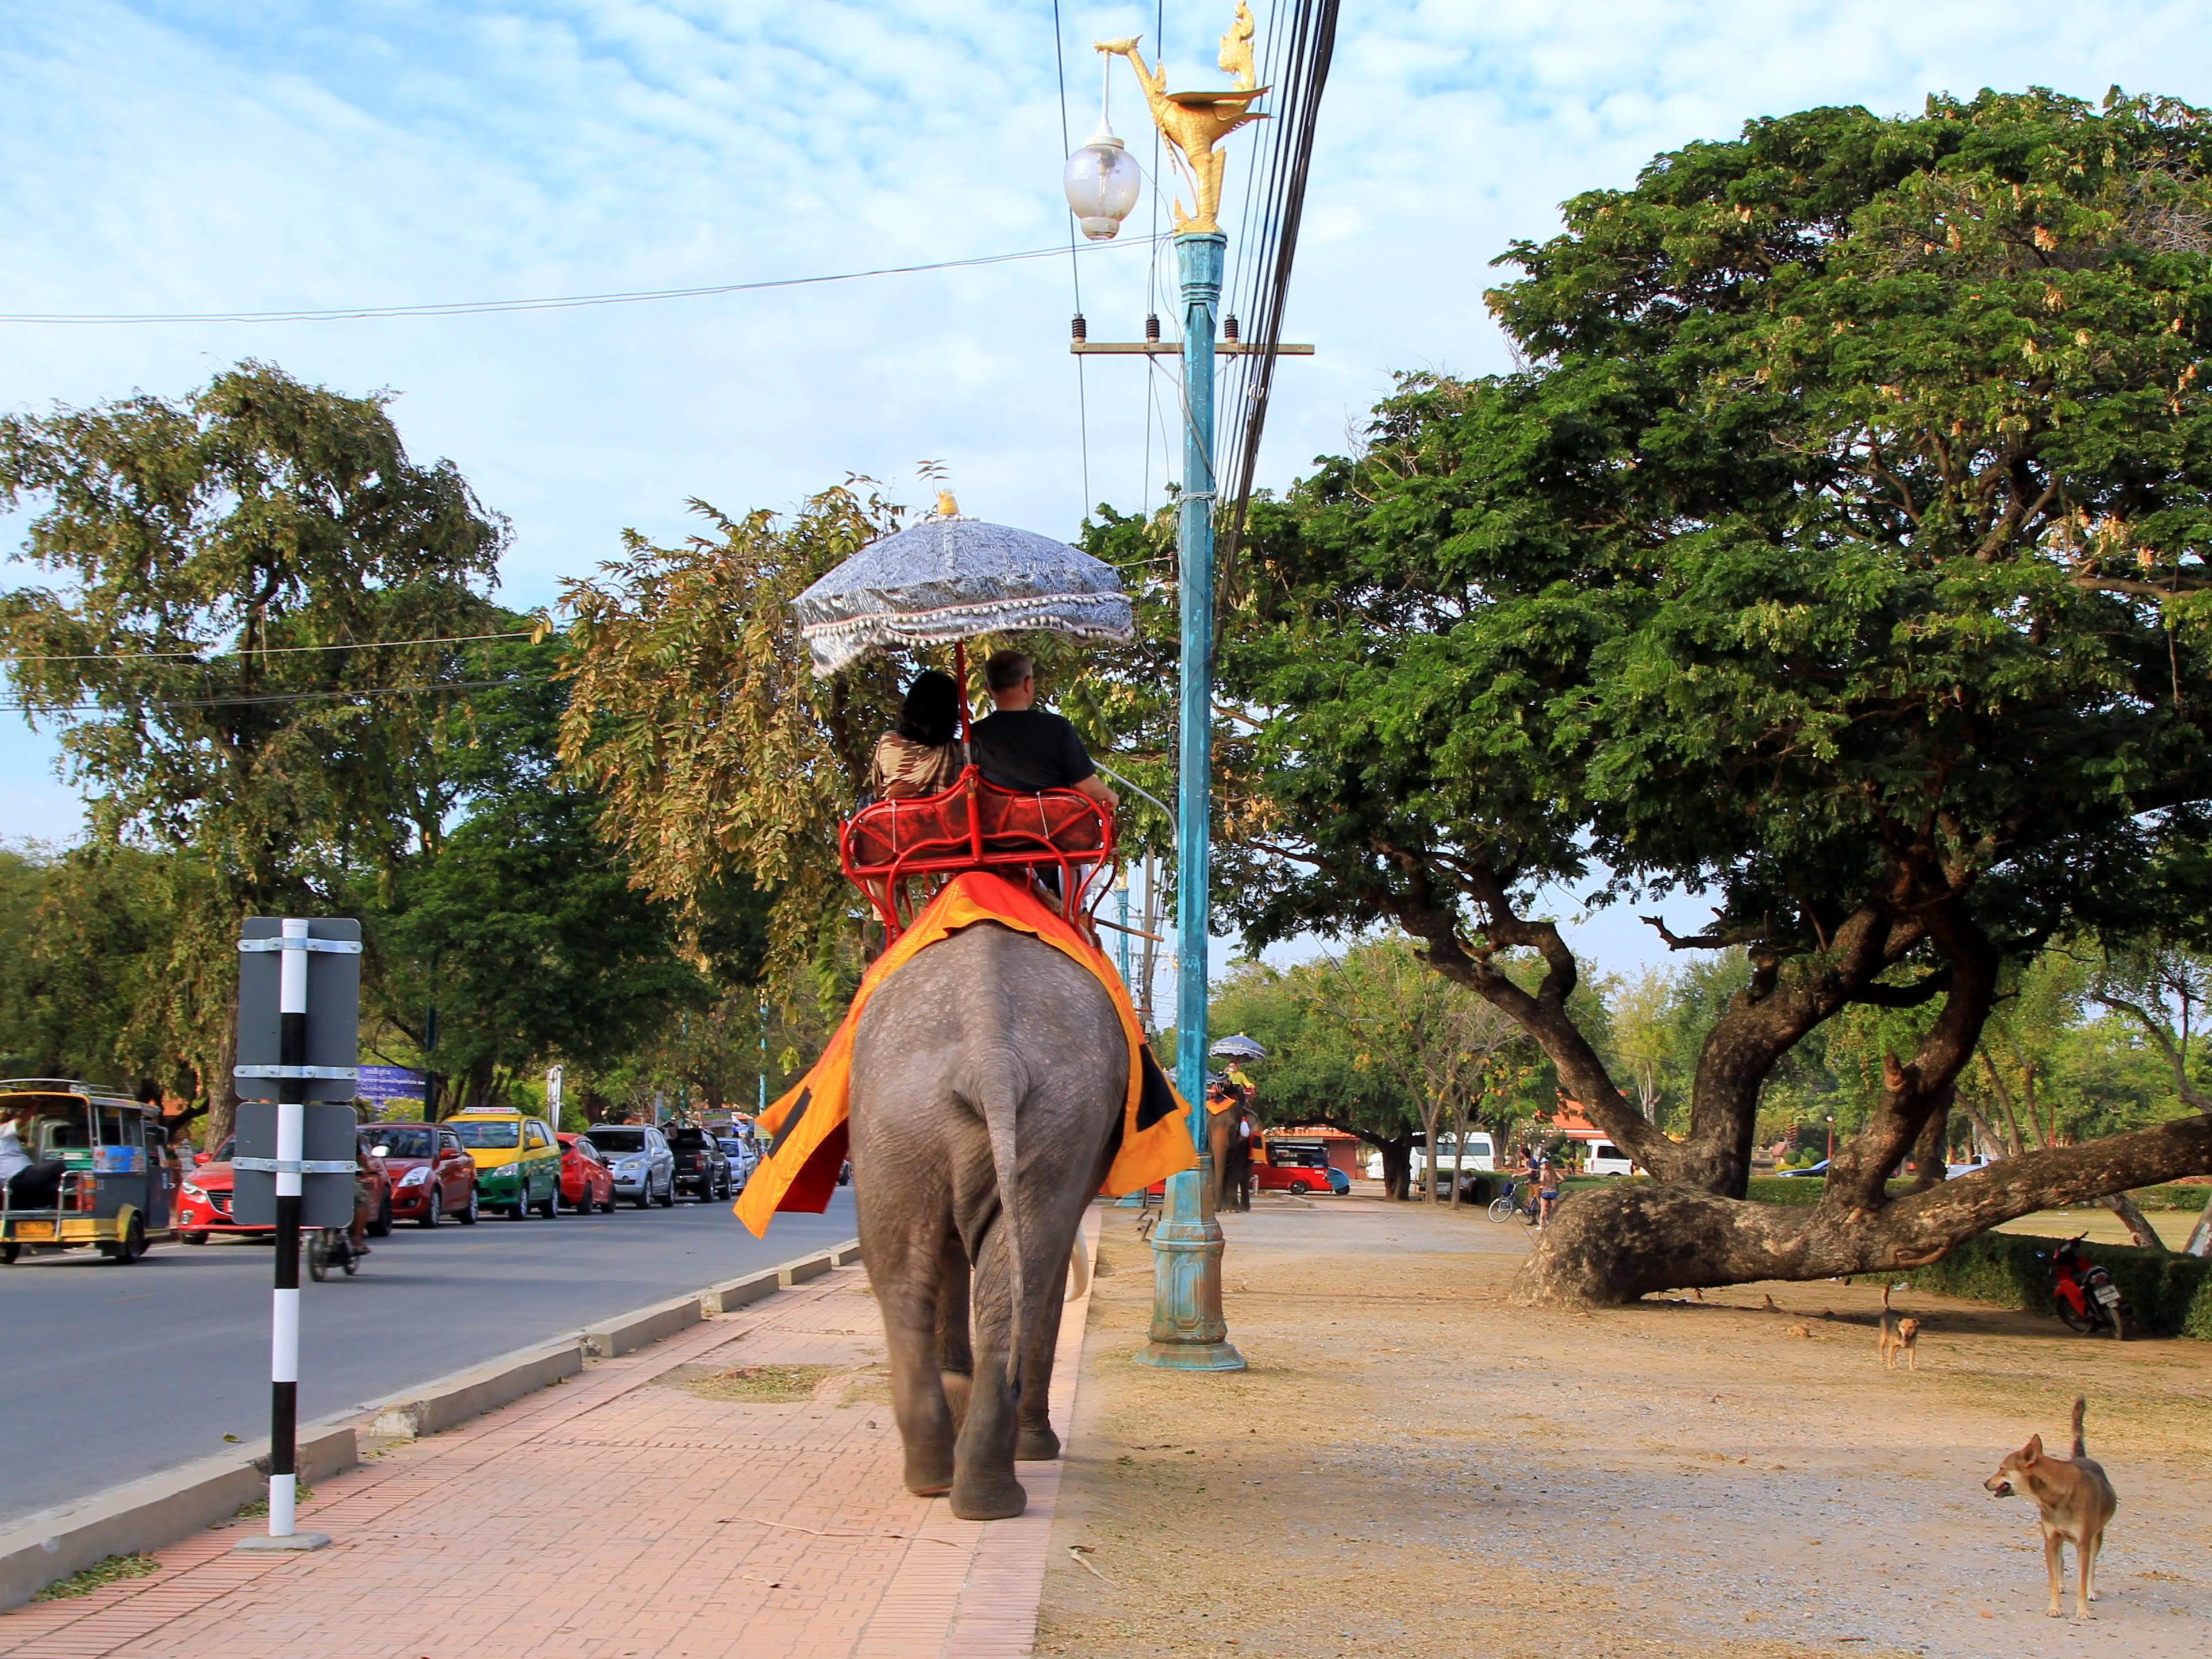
[841,765,1114,942]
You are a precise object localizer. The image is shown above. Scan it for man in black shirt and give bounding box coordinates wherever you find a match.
[971,650,1119,810]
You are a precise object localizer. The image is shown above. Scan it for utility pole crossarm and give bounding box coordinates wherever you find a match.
[1072,339,1313,356]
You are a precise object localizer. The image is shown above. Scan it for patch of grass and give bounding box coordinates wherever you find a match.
[679,1364,836,1403]
[32,1554,159,1601]
[232,1482,312,1521]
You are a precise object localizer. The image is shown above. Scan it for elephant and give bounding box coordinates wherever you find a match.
[1210,1099,1254,1213]
[848,922,1129,1521]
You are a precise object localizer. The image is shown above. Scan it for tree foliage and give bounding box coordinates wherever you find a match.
[1222,88,2212,1299]
[0,363,509,1140]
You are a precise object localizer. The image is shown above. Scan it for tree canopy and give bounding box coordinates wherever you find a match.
[1224,87,2212,1298]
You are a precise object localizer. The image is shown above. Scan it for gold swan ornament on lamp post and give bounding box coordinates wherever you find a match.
[1093,2,1269,236]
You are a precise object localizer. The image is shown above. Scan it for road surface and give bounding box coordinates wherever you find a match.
[0,1188,857,1527]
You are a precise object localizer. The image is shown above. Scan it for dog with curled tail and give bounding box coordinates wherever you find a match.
[1985,1397,2118,1620]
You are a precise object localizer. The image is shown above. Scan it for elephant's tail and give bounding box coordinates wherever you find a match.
[980,1065,1025,1395]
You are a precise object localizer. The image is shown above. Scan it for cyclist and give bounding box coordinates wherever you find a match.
[1536,1152,1560,1230]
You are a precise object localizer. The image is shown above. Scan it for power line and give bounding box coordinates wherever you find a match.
[0,678,532,714]
[0,240,1163,327]
[5,629,537,664]
[1052,0,1094,519]
[1219,0,1340,588]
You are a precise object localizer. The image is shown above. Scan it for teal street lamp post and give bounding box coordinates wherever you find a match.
[1070,18,1274,1371]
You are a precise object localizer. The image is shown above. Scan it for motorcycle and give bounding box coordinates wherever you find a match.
[306,1226,361,1281]
[2048,1234,2124,1339]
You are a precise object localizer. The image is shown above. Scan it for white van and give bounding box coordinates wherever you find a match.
[1583,1139,1636,1176]
[1398,1131,1497,1192]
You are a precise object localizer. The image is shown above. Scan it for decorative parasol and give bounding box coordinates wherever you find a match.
[793,499,1134,679]
[1208,1034,1268,1061]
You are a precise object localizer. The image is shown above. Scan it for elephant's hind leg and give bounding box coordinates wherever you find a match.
[870,1218,960,1498]
[1014,1248,1071,1462]
[936,1229,974,1436]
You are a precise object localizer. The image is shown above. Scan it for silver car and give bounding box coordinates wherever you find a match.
[583,1124,675,1208]
[717,1134,759,1191]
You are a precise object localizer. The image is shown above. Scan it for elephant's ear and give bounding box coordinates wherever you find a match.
[1135,1049,1178,1130]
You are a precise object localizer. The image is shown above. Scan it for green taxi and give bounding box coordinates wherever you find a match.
[445,1108,563,1219]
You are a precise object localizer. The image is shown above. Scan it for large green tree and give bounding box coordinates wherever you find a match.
[1224,88,2212,1302]
[0,361,508,1142]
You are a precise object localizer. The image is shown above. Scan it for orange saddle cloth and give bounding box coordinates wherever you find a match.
[733,870,1196,1238]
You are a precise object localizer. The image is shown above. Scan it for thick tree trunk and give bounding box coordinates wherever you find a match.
[1379,1141,1411,1201]
[1514,1114,2212,1304]
[2103,1191,2168,1252]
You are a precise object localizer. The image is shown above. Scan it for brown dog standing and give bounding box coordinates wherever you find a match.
[1876,1283,1921,1371]
[1984,1397,2119,1619]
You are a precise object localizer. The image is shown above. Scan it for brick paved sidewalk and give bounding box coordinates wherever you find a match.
[0,1218,1098,1659]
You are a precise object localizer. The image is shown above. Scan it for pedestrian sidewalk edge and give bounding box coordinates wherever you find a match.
[0,1235,860,1610]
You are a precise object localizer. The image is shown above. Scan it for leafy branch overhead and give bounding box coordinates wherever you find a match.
[1221,87,2212,1302]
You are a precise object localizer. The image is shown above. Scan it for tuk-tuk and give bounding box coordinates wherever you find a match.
[0,1080,175,1264]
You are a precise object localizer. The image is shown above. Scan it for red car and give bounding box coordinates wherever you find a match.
[177,1132,396,1242]
[370,1122,480,1227]
[557,1133,617,1214]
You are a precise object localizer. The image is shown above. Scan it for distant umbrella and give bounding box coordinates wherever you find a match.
[1208,1034,1268,1061]
[792,502,1134,678]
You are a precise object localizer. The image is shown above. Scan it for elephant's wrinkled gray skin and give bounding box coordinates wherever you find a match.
[849,922,1126,1521]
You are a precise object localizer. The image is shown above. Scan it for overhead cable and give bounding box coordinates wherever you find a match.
[0,238,1163,326]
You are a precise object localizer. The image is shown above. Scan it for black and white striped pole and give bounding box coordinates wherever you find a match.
[232,917,360,1554]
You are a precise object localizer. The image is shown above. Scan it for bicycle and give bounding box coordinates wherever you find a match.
[1486,1180,1538,1225]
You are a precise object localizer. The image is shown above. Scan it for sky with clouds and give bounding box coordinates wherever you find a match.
[4,0,2210,973]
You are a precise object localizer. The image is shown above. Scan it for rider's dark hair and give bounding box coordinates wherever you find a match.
[984,649,1033,694]
[894,669,960,747]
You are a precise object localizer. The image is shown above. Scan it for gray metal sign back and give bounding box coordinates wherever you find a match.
[234,917,361,1102]
[231,1101,360,1228]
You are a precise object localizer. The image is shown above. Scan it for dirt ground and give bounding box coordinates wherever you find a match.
[1038,1196,2211,1659]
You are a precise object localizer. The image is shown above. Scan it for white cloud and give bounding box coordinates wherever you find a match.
[3,0,2208,963]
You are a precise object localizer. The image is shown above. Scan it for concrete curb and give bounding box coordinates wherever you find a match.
[0,1236,861,1610]
[363,1341,585,1439]
[0,1426,356,1612]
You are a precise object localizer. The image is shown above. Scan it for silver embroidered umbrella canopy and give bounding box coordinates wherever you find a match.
[793,507,1134,678]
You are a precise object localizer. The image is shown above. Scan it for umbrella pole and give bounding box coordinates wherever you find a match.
[955,640,971,746]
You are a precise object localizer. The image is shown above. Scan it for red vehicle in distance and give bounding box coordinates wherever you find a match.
[371,1122,480,1227]
[1253,1136,1350,1196]
[178,1132,398,1241]
[557,1133,618,1214]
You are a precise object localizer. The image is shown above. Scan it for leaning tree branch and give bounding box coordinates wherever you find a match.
[1375,848,1680,1177]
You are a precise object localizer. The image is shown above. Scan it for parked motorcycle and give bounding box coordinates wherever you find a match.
[2048,1234,2124,1339]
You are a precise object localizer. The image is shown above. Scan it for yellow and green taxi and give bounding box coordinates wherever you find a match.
[444,1108,563,1219]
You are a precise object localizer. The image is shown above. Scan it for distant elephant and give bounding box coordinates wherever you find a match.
[849,923,1129,1521]
[1210,1100,1254,1213]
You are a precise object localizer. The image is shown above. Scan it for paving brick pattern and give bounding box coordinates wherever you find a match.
[1,1218,1095,1659]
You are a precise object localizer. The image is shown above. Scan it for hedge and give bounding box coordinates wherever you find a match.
[1861,1231,2212,1341]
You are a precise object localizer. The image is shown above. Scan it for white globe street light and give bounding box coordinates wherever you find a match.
[1064,118,1141,240]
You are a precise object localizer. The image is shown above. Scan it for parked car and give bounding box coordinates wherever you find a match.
[370,1122,479,1227]
[557,1132,617,1213]
[583,1123,676,1208]
[1255,1137,1347,1196]
[356,1133,395,1235]
[717,1133,759,1191]
[667,1124,732,1201]
[178,1130,394,1241]
[446,1109,564,1218]
[1776,1158,1831,1179]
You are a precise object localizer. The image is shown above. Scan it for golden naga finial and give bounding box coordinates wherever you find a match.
[1095,5,1268,236]
[934,488,961,519]
[1219,0,1258,90]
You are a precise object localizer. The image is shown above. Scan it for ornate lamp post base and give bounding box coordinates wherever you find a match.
[1133,1162,1245,1371]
